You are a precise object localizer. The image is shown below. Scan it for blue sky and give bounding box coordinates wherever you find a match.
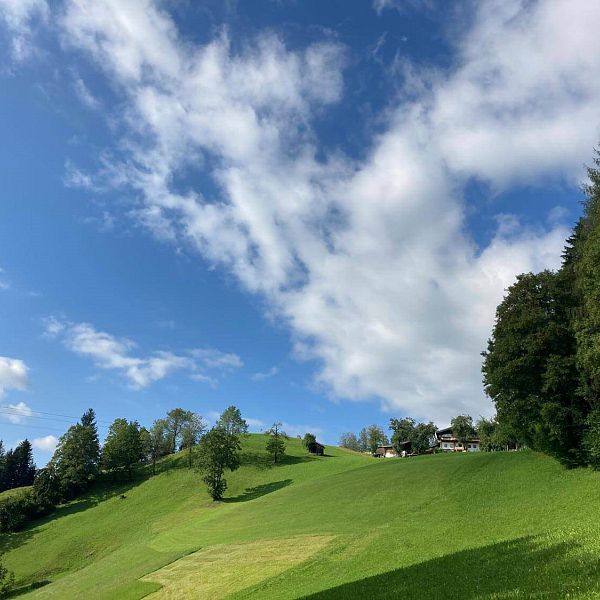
[0,0,598,465]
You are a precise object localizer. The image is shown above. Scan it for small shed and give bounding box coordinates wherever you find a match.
[307,441,325,456]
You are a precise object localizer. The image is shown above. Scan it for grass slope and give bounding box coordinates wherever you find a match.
[2,435,600,599]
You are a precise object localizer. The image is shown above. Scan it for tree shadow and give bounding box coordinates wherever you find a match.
[280,454,314,466]
[0,527,35,554]
[0,475,151,555]
[302,536,600,599]
[6,579,50,598]
[224,479,293,503]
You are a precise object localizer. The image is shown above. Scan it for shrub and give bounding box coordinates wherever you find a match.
[583,410,600,470]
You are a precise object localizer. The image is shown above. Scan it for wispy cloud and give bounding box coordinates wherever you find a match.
[0,0,48,61]
[1,401,33,424]
[73,76,100,109]
[44,317,242,389]
[0,267,10,290]
[245,417,265,430]
[251,367,279,381]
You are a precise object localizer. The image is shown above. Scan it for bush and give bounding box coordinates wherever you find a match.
[583,410,600,470]
[0,490,45,533]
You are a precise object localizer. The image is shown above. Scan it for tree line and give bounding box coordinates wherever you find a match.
[0,404,302,536]
[0,439,36,493]
[483,149,600,469]
[338,413,521,456]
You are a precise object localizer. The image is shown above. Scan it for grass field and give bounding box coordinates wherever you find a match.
[2,435,600,599]
[0,487,31,502]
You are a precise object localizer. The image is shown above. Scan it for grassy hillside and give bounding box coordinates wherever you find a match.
[0,487,31,501]
[2,435,600,599]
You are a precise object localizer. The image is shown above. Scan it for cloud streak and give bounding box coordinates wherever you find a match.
[44,317,242,389]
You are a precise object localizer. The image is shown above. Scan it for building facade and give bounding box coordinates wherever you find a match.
[436,427,480,452]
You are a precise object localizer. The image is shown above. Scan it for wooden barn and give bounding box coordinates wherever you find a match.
[307,441,325,455]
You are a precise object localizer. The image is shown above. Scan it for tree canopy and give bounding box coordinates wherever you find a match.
[483,148,600,468]
[196,425,241,501]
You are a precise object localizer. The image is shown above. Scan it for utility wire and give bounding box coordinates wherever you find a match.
[0,406,112,426]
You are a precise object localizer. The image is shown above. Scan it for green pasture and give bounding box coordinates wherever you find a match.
[2,435,599,599]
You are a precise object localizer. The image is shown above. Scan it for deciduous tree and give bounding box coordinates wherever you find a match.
[181,413,207,469]
[360,425,388,455]
[451,415,475,451]
[302,432,316,450]
[338,432,361,452]
[102,419,144,481]
[217,405,248,437]
[196,426,241,501]
[265,422,287,464]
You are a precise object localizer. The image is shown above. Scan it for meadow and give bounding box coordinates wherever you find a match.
[2,435,600,599]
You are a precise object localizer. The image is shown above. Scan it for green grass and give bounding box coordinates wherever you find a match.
[0,486,32,501]
[2,436,600,599]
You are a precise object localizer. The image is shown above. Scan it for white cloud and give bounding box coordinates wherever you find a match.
[32,434,58,452]
[429,0,600,186]
[1,401,33,424]
[45,317,241,389]
[245,417,265,430]
[0,0,48,61]
[0,267,10,290]
[280,422,324,439]
[73,76,100,109]
[372,0,434,16]
[56,0,600,422]
[252,367,279,381]
[0,357,29,399]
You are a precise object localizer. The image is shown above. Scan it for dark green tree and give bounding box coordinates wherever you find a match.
[165,408,194,453]
[3,440,36,490]
[32,464,62,512]
[389,418,416,454]
[360,425,388,455]
[482,270,583,464]
[0,441,6,492]
[573,151,600,410]
[102,419,144,481]
[477,417,499,452]
[265,422,287,464]
[51,409,100,497]
[217,406,248,437]
[451,415,475,451]
[302,432,316,450]
[412,422,437,454]
[145,419,169,475]
[196,426,241,500]
[583,410,600,470]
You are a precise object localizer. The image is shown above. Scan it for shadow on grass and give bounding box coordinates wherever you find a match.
[302,536,600,600]
[0,472,152,555]
[224,479,293,503]
[6,579,50,598]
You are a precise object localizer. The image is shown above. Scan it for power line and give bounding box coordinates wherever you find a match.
[0,406,112,426]
[0,421,69,434]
